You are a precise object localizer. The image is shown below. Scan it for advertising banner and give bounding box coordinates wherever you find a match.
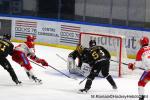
[59,23,81,46]
[11,18,37,41]
[36,20,59,44]
[1,16,150,57]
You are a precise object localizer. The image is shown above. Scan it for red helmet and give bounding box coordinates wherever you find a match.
[26,35,36,42]
[140,36,149,46]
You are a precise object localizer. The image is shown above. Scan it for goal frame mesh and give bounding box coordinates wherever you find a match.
[79,32,124,77]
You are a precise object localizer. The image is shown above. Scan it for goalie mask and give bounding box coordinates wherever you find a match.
[76,44,84,54]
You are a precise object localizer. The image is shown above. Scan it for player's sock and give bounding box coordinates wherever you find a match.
[106,75,117,89]
[79,78,92,93]
[14,79,22,85]
[26,72,31,79]
[8,68,21,85]
[31,75,42,84]
[84,79,92,89]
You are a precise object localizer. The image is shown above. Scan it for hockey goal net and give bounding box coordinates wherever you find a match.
[79,32,129,77]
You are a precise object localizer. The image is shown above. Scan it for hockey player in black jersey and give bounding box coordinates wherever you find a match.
[77,44,117,93]
[68,48,83,69]
[0,34,21,85]
[67,40,96,75]
[89,40,96,48]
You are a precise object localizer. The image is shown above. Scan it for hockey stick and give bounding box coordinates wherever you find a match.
[56,53,79,67]
[79,76,87,85]
[79,74,105,85]
[56,54,87,83]
[56,53,67,62]
[29,60,77,80]
[29,60,46,69]
[110,59,145,70]
[110,59,128,65]
[56,53,88,81]
[48,64,77,80]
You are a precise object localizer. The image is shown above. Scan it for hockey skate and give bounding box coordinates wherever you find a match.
[14,80,22,85]
[78,88,89,93]
[112,85,117,89]
[31,76,42,84]
[139,95,144,100]
[106,75,117,90]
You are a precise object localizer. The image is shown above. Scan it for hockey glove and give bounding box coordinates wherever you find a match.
[128,63,135,70]
[36,59,48,66]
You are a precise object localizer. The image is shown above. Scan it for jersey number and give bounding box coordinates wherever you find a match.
[92,51,99,60]
[92,50,105,60]
[0,43,6,52]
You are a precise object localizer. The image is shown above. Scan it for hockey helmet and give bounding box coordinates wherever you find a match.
[76,44,84,54]
[3,34,11,40]
[26,35,36,42]
[89,40,96,47]
[140,36,149,46]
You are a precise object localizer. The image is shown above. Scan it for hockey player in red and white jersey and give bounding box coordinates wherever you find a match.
[12,35,48,84]
[128,36,150,100]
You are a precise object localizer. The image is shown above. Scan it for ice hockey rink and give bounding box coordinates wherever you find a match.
[0,42,150,100]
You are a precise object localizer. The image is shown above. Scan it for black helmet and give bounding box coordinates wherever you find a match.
[3,34,11,40]
[89,40,96,47]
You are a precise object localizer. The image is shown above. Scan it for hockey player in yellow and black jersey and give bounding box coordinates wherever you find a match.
[0,34,21,85]
[77,44,117,93]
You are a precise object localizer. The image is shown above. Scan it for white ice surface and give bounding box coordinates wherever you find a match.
[0,42,149,100]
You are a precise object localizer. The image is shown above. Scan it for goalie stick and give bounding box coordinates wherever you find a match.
[56,53,88,84]
[110,59,145,70]
[56,53,79,67]
[56,53,112,84]
[29,60,77,80]
[56,53,67,62]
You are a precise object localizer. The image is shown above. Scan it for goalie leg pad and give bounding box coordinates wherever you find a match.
[67,57,76,73]
[67,57,91,77]
[68,62,91,77]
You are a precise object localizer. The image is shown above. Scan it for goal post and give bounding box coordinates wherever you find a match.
[79,32,128,77]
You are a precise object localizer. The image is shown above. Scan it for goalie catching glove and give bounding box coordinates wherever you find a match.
[30,56,48,66]
[128,63,135,70]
